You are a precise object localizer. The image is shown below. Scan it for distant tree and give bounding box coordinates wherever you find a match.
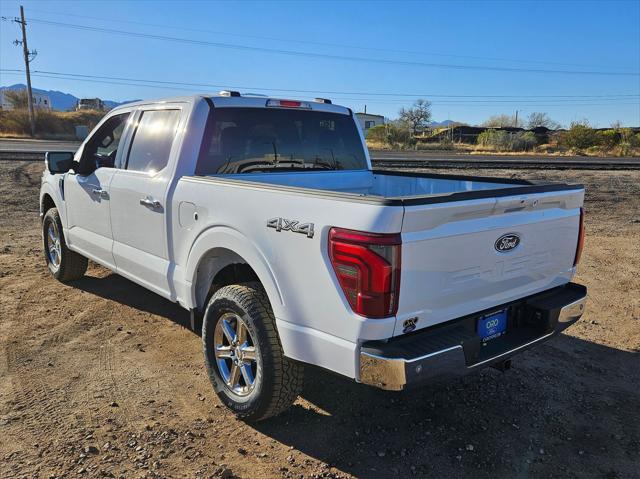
[526,112,560,130]
[398,99,432,135]
[3,89,29,109]
[481,114,518,128]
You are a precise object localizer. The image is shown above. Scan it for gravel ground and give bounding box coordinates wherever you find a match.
[0,161,638,479]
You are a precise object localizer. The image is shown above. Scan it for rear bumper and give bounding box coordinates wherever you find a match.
[359,282,587,391]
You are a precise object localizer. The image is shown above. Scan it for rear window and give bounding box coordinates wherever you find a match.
[195,107,367,175]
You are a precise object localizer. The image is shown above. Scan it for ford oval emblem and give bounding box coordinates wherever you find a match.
[495,233,520,252]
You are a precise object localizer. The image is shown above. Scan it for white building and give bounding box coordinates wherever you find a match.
[355,112,385,136]
[0,89,52,111]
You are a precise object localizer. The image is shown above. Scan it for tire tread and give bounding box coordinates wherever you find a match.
[43,208,88,282]
[203,282,303,421]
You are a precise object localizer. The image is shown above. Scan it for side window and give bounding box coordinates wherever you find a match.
[126,109,180,174]
[80,112,130,173]
[98,117,127,157]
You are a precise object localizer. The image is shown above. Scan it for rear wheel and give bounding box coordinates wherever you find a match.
[202,282,303,421]
[42,208,88,282]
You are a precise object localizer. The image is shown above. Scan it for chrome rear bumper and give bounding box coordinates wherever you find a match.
[359,282,587,391]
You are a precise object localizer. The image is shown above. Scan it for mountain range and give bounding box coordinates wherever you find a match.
[0,84,133,111]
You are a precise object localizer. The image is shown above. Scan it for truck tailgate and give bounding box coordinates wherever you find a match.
[395,187,584,335]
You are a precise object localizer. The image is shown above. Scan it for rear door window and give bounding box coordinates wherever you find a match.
[126,109,180,174]
[196,108,368,175]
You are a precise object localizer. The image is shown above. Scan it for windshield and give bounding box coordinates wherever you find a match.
[195,107,368,175]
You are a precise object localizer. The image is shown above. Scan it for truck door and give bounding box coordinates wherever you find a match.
[108,106,182,298]
[64,111,132,269]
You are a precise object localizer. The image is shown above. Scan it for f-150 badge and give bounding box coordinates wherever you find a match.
[267,218,315,239]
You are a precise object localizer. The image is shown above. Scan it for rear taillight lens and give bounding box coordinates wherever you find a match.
[573,207,585,267]
[329,227,401,318]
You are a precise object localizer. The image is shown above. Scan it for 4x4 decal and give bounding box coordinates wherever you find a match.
[267,218,315,239]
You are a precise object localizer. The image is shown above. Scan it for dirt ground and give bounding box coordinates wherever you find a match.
[1,161,638,479]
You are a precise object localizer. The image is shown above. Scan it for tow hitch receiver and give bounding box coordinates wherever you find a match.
[491,359,512,372]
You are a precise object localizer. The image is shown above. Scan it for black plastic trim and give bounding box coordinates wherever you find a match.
[362,282,587,365]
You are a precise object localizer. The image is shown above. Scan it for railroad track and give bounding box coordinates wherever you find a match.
[1,151,639,170]
[372,158,640,170]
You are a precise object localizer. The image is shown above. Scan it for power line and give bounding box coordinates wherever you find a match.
[2,70,638,108]
[2,68,638,101]
[25,18,640,77]
[24,7,635,72]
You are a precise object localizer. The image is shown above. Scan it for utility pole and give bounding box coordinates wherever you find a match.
[14,5,36,137]
[514,109,519,128]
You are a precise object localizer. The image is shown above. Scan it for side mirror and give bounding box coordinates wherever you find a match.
[45,151,75,174]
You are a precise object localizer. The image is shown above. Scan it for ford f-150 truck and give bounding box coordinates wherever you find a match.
[40,92,587,421]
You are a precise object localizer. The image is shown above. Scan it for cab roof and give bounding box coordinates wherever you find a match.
[111,93,352,116]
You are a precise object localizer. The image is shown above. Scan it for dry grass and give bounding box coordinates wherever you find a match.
[366,139,640,157]
[0,109,105,139]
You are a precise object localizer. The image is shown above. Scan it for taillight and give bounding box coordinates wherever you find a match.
[328,227,401,319]
[573,207,585,267]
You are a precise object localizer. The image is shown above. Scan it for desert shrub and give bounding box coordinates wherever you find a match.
[596,129,620,149]
[618,128,638,145]
[512,131,538,151]
[559,122,599,150]
[366,124,388,142]
[0,109,31,135]
[477,130,513,150]
[477,129,538,151]
[366,124,414,148]
[614,129,640,156]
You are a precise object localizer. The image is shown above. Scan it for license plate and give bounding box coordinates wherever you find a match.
[477,309,507,341]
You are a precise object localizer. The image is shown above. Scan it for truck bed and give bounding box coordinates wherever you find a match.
[204,169,581,205]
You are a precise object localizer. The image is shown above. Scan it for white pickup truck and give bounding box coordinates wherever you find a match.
[40,93,587,420]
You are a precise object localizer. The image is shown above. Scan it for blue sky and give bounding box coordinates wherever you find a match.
[1,0,639,126]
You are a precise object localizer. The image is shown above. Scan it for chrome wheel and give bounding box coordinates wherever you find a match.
[45,222,62,269]
[213,312,258,396]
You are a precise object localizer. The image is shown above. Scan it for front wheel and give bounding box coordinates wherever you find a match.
[202,282,303,421]
[42,208,88,282]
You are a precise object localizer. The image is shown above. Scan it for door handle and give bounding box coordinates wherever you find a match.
[140,197,162,209]
[91,188,109,199]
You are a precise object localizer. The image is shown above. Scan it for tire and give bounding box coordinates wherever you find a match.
[42,208,88,282]
[202,282,303,421]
